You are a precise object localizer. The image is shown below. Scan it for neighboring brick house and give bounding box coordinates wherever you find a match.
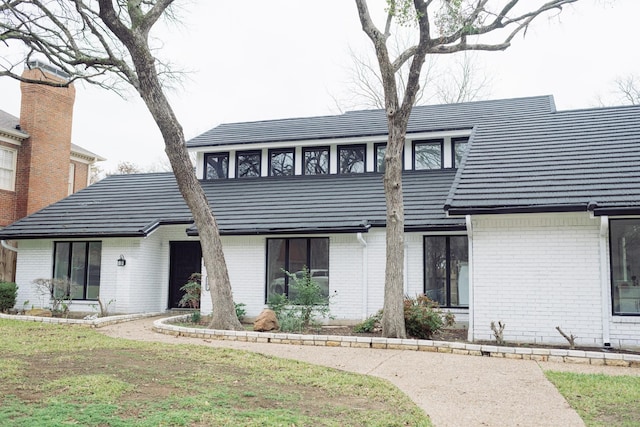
[1,95,639,349]
[0,61,103,281]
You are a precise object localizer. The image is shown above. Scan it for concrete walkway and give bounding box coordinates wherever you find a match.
[97,317,638,427]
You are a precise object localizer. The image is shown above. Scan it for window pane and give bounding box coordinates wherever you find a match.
[414,141,442,170]
[339,145,365,174]
[205,153,229,179]
[449,236,469,307]
[304,147,329,175]
[453,138,469,168]
[86,242,102,300]
[270,149,294,176]
[69,242,87,299]
[54,242,70,280]
[375,144,386,173]
[267,239,287,297]
[310,238,329,298]
[237,151,261,178]
[0,148,15,190]
[424,236,446,305]
[611,220,640,314]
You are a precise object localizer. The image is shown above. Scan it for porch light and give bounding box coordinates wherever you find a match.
[117,254,126,267]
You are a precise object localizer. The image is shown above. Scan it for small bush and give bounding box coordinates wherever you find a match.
[354,310,383,333]
[178,273,201,309]
[190,311,201,324]
[403,294,454,340]
[267,267,334,333]
[0,281,18,312]
[32,278,72,314]
[235,302,246,322]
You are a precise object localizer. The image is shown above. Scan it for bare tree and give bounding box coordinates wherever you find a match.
[111,161,143,175]
[355,0,578,338]
[614,74,640,105]
[0,0,242,330]
[337,40,490,111]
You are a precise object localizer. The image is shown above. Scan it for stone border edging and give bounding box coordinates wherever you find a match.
[0,312,164,328]
[154,314,640,368]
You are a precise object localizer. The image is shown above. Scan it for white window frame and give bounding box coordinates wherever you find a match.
[0,145,18,191]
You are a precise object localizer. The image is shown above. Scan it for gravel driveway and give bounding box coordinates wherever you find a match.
[98,316,639,426]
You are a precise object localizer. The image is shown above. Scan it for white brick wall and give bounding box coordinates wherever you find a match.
[471,212,604,346]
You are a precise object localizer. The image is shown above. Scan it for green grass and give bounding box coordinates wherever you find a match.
[546,371,640,426]
[0,319,430,426]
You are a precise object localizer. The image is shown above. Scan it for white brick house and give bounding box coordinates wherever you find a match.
[1,95,639,349]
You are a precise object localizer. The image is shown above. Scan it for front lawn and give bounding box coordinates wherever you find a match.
[546,371,640,426]
[0,319,430,426]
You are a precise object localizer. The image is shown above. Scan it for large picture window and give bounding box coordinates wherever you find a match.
[236,150,261,178]
[413,139,443,170]
[266,238,329,302]
[610,219,640,315]
[424,236,468,307]
[303,146,329,175]
[338,144,366,174]
[53,241,102,300]
[204,152,229,179]
[269,148,294,176]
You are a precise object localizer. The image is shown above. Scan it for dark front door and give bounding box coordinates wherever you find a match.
[168,241,202,309]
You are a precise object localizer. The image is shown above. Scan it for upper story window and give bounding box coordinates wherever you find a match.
[338,144,366,174]
[236,150,261,178]
[204,152,229,180]
[375,143,386,173]
[610,219,640,315]
[452,137,469,168]
[303,146,329,175]
[269,148,294,177]
[413,139,443,170]
[0,146,17,191]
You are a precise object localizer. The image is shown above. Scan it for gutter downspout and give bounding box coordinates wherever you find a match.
[1,240,18,252]
[465,215,474,342]
[599,216,611,346]
[356,232,368,320]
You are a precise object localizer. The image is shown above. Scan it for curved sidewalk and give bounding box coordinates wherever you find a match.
[97,316,638,427]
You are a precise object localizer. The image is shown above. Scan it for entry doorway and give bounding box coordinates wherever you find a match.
[168,241,202,309]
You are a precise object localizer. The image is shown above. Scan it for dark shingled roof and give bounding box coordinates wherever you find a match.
[0,109,28,137]
[445,105,640,215]
[0,170,462,240]
[187,96,555,147]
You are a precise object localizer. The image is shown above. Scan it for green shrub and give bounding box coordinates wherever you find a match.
[354,310,383,333]
[235,302,246,322]
[267,267,334,333]
[0,281,18,312]
[403,294,454,340]
[178,273,201,309]
[190,311,201,324]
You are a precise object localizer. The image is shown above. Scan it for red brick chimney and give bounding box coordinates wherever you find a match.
[17,60,75,217]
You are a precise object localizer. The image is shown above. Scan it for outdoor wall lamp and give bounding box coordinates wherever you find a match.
[117,254,126,267]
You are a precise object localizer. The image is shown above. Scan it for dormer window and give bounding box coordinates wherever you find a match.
[236,150,261,178]
[204,152,229,180]
[413,139,443,170]
[338,144,366,174]
[269,148,294,176]
[452,137,469,168]
[303,146,329,175]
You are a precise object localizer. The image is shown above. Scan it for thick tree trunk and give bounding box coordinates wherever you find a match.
[99,2,243,330]
[381,118,407,338]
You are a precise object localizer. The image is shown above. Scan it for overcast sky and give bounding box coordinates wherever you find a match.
[0,0,637,172]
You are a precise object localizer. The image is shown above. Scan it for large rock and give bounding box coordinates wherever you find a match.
[253,309,279,332]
